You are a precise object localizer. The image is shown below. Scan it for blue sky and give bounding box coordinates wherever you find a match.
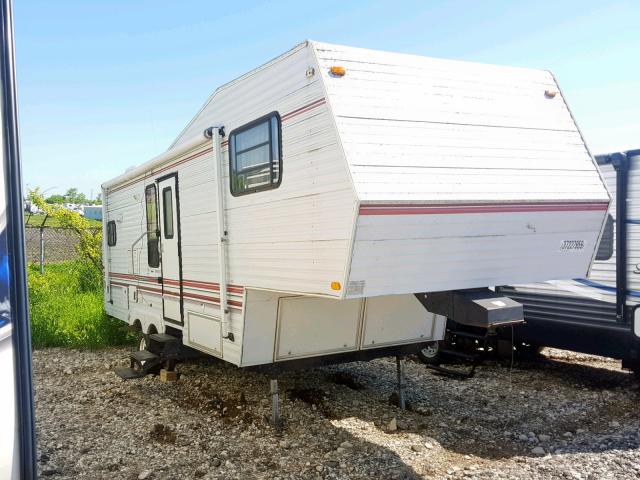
[15,0,640,198]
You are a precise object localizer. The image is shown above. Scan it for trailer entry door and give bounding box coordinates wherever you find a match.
[157,174,183,324]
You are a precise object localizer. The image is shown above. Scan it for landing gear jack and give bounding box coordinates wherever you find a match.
[396,356,406,410]
[270,378,282,428]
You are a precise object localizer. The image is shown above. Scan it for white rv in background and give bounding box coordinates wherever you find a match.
[102,41,609,375]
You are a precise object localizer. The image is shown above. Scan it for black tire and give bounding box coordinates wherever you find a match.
[417,341,441,365]
[520,342,543,353]
[515,342,544,358]
[495,338,515,359]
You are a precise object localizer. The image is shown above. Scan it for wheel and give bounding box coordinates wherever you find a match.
[417,341,441,365]
[133,325,156,371]
[495,338,515,359]
[514,342,544,359]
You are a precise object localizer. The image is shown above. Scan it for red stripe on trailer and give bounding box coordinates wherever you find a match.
[110,272,160,283]
[132,285,244,310]
[137,285,164,295]
[358,202,610,216]
[181,291,243,308]
[180,279,244,294]
[107,98,326,193]
[111,273,244,293]
[281,98,326,121]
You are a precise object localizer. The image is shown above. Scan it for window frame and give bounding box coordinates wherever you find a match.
[145,184,160,268]
[106,220,117,247]
[228,111,282,197]
[595,213,614,261]
[162,186,174,239]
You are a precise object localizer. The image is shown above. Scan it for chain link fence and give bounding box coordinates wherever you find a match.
[25,226,101,271]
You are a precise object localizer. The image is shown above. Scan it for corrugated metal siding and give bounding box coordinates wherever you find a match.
[313,41,607,204]
[625,158,640,299]
[498,285,618,325]
[347,209,606,296]
[312,42,608,297]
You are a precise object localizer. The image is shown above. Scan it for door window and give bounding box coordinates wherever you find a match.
[145,184,160,268]
[162,187,174,239]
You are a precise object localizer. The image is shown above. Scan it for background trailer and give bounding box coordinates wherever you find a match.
[499,149,640,371]
[101,41,609,395]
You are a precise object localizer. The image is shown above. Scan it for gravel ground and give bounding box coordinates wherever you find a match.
[33,347,640,479]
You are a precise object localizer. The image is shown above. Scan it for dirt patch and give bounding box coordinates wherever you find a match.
[327,371,367,390]
[149,423,176,444]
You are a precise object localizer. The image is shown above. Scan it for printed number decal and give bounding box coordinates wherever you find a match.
[559,240,585,252]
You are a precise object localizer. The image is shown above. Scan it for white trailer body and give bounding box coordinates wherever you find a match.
[102,41,609,368]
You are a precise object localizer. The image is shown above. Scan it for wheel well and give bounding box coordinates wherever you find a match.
[147,324,158,335]
[132,319,142,332]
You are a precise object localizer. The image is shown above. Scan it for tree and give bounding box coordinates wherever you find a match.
[45,194,65,204]
[64,187,79,202]
[57,187,91,205]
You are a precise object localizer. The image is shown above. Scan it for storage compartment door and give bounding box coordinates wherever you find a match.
[109,283,129,310]
[185,311,222,357]
[361,294,440,348]
[275,297,362,360]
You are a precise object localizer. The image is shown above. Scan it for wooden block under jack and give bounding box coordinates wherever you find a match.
[160,368,178,382]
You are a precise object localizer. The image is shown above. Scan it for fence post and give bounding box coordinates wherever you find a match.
[39,226,44,274]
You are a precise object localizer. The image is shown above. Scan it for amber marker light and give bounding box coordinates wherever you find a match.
[329,66,346,77]
[331,281,342,291]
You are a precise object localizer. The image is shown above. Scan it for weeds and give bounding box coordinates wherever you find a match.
[28,261,133,348]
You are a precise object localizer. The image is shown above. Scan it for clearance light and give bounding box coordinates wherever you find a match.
[329,66,346,77]
[331,281,342,291]
[544,89,558,98]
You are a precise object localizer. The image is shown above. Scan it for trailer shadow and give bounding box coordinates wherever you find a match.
[156,356,428,479]
[232,352,640,464]
[99,350,640,478]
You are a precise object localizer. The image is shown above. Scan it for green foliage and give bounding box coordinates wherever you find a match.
[28,261,134,349]
[64,187,87,204]
[43,188,101,205]
[24,213,101,228]
[45,193,65,204]
[232,174,248,193]
[28,188,103,268]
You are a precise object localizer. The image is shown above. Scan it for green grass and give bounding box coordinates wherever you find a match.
[25,212,102,228]
[28,261,134,348]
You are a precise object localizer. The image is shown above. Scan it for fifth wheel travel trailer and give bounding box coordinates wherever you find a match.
[102,41,610,416]
[499,149,640,372]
